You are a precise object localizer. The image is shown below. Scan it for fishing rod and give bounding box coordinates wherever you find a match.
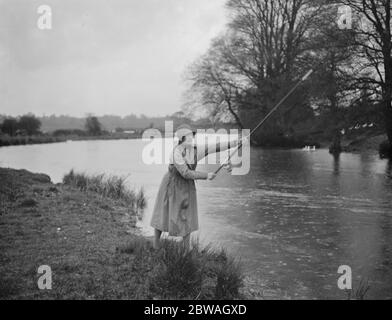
[215,68,314,175]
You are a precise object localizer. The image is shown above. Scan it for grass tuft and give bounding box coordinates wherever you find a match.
[62,170,146,215]
[114,237,244,300]
[151,239,204,299]
[345,278,370,300]
[214,248,243,300]
[147,238,243,300]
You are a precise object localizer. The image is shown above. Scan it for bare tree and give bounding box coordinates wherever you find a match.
[184,0,322,135]
[183,36,247,128]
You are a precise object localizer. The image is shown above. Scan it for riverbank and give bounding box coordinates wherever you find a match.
[341,133,388,154]
[0,167,247,300]
[0,135,67,147]
[0,133,143,148]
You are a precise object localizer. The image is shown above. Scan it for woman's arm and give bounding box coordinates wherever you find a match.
[173,147,209,180]
[197,137,246,161]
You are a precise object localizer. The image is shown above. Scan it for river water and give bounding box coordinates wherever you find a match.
[1,138,391,299]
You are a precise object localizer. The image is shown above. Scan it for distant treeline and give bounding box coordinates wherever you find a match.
[0,110,384,150]
[0,112,239,148]
[0,114,41,136]
[0,112,232,134]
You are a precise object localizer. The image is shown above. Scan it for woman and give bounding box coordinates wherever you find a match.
[150,124,245,250]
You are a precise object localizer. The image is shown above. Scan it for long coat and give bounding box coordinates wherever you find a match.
[150,140,234,237]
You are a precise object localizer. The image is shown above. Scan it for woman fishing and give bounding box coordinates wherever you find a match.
[150,124,246,250]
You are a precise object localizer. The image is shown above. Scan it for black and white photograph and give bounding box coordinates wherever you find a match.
[1,0,392,303]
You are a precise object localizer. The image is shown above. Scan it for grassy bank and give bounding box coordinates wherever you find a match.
[0,168,244,300]
[341,133,388,154]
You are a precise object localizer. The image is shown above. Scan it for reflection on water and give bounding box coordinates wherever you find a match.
[1,139,391,299]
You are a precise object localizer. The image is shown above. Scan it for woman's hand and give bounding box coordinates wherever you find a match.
[239,135,250,146]
[223,160,243,173]
[207,172,217,180]
[223,161,233,173]
[232,136,249,148]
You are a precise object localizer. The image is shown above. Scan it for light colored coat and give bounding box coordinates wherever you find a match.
[150,140,235,236]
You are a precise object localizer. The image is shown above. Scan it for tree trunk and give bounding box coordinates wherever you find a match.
[383,93,392,149]
[329,129,342,154]
[382,0,392,155]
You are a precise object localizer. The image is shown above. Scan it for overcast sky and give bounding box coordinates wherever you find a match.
[0,0,227,117]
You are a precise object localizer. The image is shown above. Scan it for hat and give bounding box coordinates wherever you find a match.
[175,124,196,140]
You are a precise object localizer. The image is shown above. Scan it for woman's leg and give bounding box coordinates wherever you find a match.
[154,228,162,249]
[183,233,191,251]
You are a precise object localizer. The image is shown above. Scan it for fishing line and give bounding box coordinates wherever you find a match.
[215,69,314,175]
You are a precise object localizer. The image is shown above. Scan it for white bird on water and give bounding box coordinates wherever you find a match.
[302,145,316,151]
